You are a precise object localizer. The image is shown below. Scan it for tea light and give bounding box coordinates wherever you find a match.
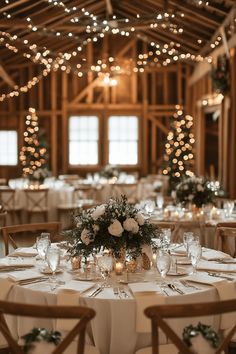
[71,255,81,270]
[163,208,169,219]
[115,262,123,275]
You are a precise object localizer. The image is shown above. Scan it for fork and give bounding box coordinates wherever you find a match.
[180,280,200,290]
[167,283,184,295]
[113,287,121,298]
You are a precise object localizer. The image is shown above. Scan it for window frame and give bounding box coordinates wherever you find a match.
[68,114,101,168]
[0,129,18,166]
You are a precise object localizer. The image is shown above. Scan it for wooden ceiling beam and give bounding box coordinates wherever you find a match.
[0,0,30,13]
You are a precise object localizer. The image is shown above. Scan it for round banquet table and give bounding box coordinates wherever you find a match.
[0,246,236,354]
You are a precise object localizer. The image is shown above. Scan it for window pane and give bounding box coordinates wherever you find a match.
[108,116,138,165]
[69,116,98,165]
[0,131,17,165]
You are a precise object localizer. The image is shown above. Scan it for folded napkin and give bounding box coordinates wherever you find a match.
[0,264,34,271]
[9,247,38,257]
[56,289,80,331]
[201,249,231,261]
[197,260,236,273]
[129,282,166,333]
[6,269,44,284]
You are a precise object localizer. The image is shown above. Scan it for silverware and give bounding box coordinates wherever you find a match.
[88,285,104,297]
[113,287,121,298]
[160,285,170,296]
[180,280,200,290]
[119,286,130,298]
[88,286,101,297]
[167,283,184,295]
[207,272,234,281]
[20,277,49,285]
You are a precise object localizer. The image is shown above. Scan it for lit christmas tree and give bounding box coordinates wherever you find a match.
[19,108,48,182]
[162,108,195,192]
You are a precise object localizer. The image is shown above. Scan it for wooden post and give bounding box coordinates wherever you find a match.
[61,72,68,173]
[51,70,57,176]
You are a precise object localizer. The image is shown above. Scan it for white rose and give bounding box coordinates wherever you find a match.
[81,229,93,245]
[184,185,189,190]
[108,220,123,237]
[188,194,194,200]
[171,190,176,199]
[123,218,139,233]
[136,212,145,226]
[197,184,204,192]
[91,205,105,220]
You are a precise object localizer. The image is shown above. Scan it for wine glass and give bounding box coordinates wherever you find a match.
[46,247,61,290]
[97,254,113,287]
[144,200,155,217]
[223,201,234,218]
[188,242,202,274]
[156,194,164,210]
[36,236,50,267]
[156,250,171,283]
[183,232,194,254]
[160,228,172,250]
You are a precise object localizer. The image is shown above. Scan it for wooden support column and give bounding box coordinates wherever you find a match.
[142,68,148,175]
[86,42,93,103]
[131,40,137,104]
[62,72,68,173]
[195,104,205,176]
[151,123,157,173]
[51,70,57,176]
[177,62,182,104]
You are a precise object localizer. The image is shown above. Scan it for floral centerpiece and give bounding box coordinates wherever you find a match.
[30,167,50,184]
[100,164,120,180]
[174,176,215,208]
[68,196,158,258]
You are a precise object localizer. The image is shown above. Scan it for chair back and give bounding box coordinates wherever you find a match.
[110,183,138,203]
[0,222,62,255]
[73,185,96,205]
[0,188,17,211]
[214,222,236,257]
[0,211,7,227]
[0,300,95,354]
[145,299,236,354]
[24,188,49,212]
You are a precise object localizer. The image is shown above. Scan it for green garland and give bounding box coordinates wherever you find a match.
[21,328,61,353]
[183,322,220,349]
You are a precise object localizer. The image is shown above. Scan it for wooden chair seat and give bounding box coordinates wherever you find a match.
[144,299,236,354]
[0,300,96,354]
[0,222,62,255]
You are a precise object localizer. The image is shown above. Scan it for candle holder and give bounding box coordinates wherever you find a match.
[71,255,81,270]
[115,261,124,275]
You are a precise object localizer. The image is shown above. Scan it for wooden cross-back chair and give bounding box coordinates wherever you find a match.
[24,188,49,223]
[0,188,22,224]
[110,183,138,204]
[0,222,62,256]
[145,299,236,354]
[214,222,236,257]
[0,300,95,354]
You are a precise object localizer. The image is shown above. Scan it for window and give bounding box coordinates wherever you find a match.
[0,130,17,165]
[108,116,138,165]
[69,116,99,165]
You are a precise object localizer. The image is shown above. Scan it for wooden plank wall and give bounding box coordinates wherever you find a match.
[0,39,191,180]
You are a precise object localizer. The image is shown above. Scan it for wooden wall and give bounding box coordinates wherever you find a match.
[0,39,192,180]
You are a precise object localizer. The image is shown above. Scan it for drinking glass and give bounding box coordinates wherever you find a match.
[46,247,61,290]
[144,200,155,216]
[160,228,172,250]
[156,250,171,283]
[156,194,164,210]
[188,242,202,274]
[223,201,234,218]
[36,236,50,266]
[97,254,113,286]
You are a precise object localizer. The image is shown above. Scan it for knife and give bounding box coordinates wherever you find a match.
[207,272,234,281]
[167,283,184,295]
[88,286,102,297]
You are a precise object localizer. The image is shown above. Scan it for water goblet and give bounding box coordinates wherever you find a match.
[188,242,202,274]
[144,200,155,217]
[160,228,172,250]
[46,247,61,290]
[156,194,164,210]
[223,201,234,218]
[97,254,113,287]
[156,250,171,284]
[36,236,50,267]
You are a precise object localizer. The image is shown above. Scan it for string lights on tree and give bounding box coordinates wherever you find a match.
[162,107,195,191]
[19,108,48,181]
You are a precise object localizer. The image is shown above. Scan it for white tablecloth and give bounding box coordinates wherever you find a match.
[0,248,235,354]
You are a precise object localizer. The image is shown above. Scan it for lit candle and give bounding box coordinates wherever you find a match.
[71,255,81,270]
[115,262,123,275]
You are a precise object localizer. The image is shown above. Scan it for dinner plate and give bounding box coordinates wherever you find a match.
[167,268,189,276]
[40,267,63,275]
[73,272,101,281]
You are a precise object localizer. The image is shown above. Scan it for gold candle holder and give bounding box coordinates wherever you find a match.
[115,262,123,275]
[71,255,81,270]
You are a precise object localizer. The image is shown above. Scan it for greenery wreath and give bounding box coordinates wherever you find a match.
[21,328,61,353]
[183,322,220,349]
